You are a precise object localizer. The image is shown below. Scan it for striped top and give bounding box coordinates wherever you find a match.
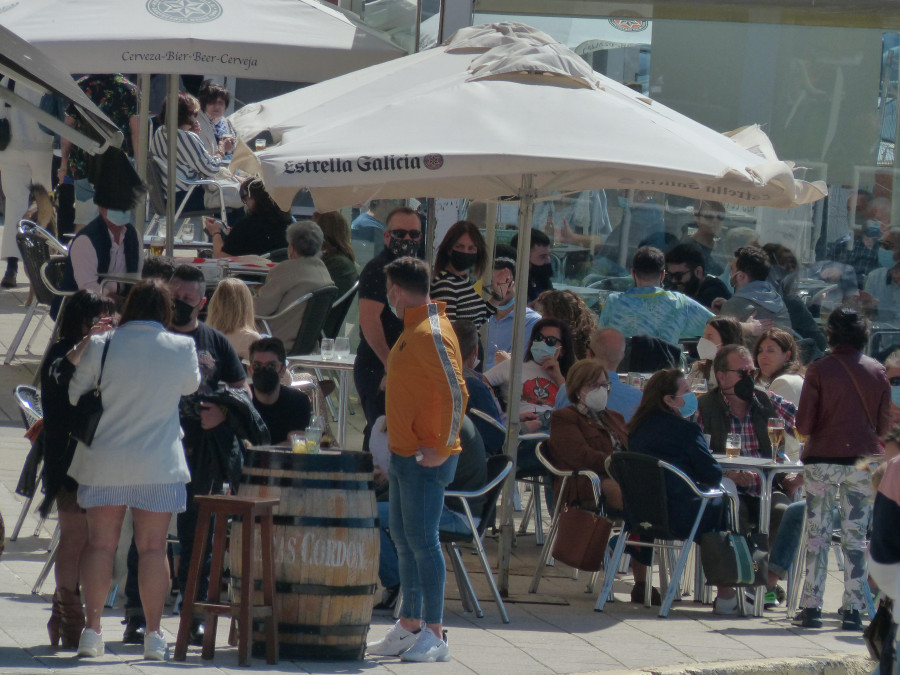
[150,125,223,196]
[430,270,496,326]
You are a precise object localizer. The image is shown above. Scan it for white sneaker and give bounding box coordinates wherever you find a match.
[400,628,451,663]
[77,628,104,657]
[144,629,168,661]
[366,621,419,656]
[713,592,753,616]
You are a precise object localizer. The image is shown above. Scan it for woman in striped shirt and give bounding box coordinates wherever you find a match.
[150,92,242,213]
[431,221,499,326]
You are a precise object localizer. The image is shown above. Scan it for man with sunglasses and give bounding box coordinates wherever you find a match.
[684,200,726,276]
[665,242,731,309]
[248,337,311,445]
[863,227,900,322]
[355,206,423,451]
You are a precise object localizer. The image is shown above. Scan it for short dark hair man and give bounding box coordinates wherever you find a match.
[249,337,311,445]
[598,246,713,344]
[718,246,792,329]
[665,242,732,309]
[354,206,422,451]
[485,249,542,366]
[510,228,553,302]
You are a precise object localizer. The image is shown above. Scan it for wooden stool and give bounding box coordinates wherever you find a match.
[173,494,279,666]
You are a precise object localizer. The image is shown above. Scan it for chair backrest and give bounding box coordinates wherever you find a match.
[14,385,43,429]
[289,285,340,355]
[146,155,168,217]
[321,279,360,340]
[607,452,672,539]
[41,258,72,297]
[475,455,513,537]
[16,225,56,306]
[262,248,289,263]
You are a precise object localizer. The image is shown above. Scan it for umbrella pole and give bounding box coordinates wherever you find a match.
[497,174,535,596]
[135,74,151,237]
[617,189,635,269]
[165,74,179,257]
[480,202,498,358]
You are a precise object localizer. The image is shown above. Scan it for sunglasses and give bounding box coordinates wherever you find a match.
[534,334,561,347]
[667,269,692,281]
[725,367,758,378]
[389,229,422,240]
[251,361,281,372]
[890,376,900,386]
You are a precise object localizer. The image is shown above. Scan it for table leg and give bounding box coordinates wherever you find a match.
[750,469,777,617]
[337,370,349,448]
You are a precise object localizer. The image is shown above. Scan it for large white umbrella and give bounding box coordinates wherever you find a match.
[0,0,406,252]
[0,24,122,153]
[231,21,826,593]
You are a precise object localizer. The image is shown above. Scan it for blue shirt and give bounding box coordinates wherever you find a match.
[351,212,384,233]
[485,307,541,367]
[554,375,642,422]
[598,286,712,344]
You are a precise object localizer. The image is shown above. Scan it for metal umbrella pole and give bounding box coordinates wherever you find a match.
[164,74,179,257]
[497,173,536,596]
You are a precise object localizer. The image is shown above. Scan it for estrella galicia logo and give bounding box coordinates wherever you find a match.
[608,18,649,32]
[147,0,223,23]
[423,153,444,170]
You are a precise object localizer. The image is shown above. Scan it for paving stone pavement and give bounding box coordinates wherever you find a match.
[0,261,875,674]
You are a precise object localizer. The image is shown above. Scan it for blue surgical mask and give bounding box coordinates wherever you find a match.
[530,341,557,362]
[891,385,900,407]
[878,246,895,269]
[104,208,132,226]
[678,391,698,418]
[498,297,515,311]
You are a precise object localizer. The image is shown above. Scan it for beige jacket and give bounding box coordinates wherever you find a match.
[254,256,333,349]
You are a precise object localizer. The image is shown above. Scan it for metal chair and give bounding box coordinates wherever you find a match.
[441,455,513,623]
[529,441,606,594]
[321,280,359,341]
[149,156,227,225]
[5,221,69,365]
[256,285,339,357]
[595,453,724,618]
[10,385,46,541]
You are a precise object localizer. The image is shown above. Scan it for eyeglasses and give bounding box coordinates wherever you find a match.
[890,376,900,386]
[667,269,692,282]
[590,381,612,392]
[251,361,281,373]
[389,229,422,240]
[725,367,758,378]
[534,334,561,347]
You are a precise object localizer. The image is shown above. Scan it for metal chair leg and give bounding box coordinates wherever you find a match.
[32,523,60,594]
[4,297,38,365]
[446,544,474,613]
[470,535,509,623]
[10,484,38,542]
[596,529,629,611]
[23,312,48,353]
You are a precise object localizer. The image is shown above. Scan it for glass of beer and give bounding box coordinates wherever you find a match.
[255,137,267,152]
[149,236,165,256]
[768,417,785,460]
[725,433,741,458]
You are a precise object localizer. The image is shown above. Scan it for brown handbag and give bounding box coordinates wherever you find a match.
[551,504,613,572]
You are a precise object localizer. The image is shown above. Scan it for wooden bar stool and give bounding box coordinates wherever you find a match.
[174,494,280,666]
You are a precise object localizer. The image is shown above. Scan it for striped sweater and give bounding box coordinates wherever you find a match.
[430,270,496,326]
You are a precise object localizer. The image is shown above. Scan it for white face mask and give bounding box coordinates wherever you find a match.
[583,387,608,412]
[697,337,719,361]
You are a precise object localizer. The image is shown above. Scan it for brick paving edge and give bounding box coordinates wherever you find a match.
[572,652,873,675]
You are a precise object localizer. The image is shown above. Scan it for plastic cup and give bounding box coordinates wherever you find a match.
[255,138,267,151]
[290,432,307,454]
[334,336,351,359]
[304,425,322,454]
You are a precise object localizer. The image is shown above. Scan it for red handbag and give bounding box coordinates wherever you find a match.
[551,504,613,572]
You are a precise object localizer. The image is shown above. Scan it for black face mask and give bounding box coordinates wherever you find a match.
[172,299,196,327]
[388,237,419,258]
[449,250,477,272]
[734,374,756,402]
[531,263,554,284]
[252,368,281,395]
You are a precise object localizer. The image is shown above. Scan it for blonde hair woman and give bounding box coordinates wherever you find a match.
[206,278,260,361]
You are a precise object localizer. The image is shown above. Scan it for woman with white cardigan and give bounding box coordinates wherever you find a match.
[67,279,200,661]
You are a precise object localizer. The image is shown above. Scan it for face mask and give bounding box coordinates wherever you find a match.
[892,385,900,407]
[530,341,557,362]
[532,263,554,283]
[697,337,719,361]
[734,374,756,402]
[449,250,477,272]
[677,391,698,418]
[878,246,895,268]
[473,357,480,369]
[389,303,403,319]
[583,387,608,412]
[498,297,515,311]
[172,298,197,327]
[105,208,131,226]
[388,237,419,258]
[252,368,281,394]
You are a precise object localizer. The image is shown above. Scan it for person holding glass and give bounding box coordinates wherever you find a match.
[195,80,236,156]
[794,308,891,630]
[67,280,200,660]
[753,327,805,465]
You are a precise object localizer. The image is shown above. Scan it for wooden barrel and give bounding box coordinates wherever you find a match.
[231,447,379,660]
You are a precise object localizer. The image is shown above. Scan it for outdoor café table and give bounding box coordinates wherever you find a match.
[287,353,355,448]
[711,454,805,616]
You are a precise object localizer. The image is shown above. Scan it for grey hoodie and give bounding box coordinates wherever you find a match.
[719,280,792,329]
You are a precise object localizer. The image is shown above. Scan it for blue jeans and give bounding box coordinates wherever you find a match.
[768,500,806,578]
[389,452,459,625]
[378,498,474,590]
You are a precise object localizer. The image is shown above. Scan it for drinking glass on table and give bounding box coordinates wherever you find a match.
[334,337,351,359]
[254,138,267,151]
[149,236,165,256]
[180,222,194,244]
[690,377,708,394]
[767,417,785,461]
[321,338,335,360]
[290,432,307,454]
[725,433,741,458]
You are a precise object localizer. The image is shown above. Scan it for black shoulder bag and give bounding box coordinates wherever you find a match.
[71,335,113,446]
